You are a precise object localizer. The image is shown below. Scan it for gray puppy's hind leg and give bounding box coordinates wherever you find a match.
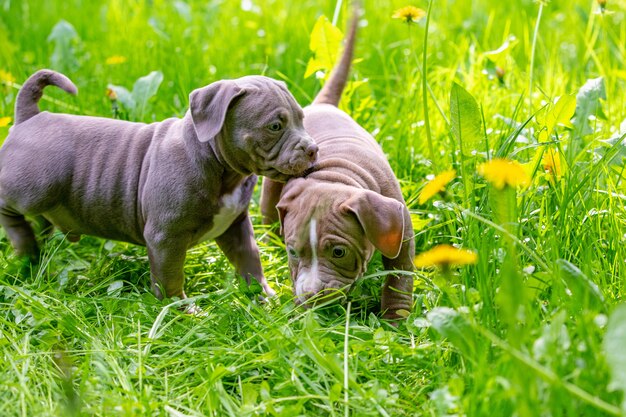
[34,215,54,237]
[0,201,40,261]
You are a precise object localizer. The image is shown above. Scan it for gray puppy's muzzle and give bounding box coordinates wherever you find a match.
[288,135,318,175]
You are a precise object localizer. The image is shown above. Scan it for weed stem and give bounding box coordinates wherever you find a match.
[422,0,437,169]
[529,2,544,114]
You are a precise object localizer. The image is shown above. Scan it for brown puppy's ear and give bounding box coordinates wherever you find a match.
[260,179,285,225]
[189,80,245,142]
[275,179,307,235]
[341,190,405,259]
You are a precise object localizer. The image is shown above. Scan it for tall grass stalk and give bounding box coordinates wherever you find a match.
[528,0,545,113]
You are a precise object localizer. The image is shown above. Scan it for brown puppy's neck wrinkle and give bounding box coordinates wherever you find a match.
[304,158,380,192]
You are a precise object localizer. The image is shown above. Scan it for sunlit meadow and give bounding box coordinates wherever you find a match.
[1,0,626,416]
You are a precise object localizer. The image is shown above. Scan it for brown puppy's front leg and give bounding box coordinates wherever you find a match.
[381,210,415,320]
[145,233,190,300]
[260,178,284,225]
[381,269,414,320]
[215,213,276,297]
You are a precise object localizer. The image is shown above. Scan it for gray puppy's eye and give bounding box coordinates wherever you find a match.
[268,121,283,132]
[287,246,298,258]
[332,246,346,258]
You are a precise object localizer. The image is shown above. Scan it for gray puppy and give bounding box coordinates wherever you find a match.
[0,70,318,301]
[261,17,414,319]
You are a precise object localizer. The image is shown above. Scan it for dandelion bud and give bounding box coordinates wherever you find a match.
[106,88,117,101]
[495,66,505,81]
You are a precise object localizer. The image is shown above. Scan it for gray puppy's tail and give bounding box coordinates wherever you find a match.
[312,6,359,106]
[14,69,78,125]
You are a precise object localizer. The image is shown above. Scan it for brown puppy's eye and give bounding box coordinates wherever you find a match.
[268,122,282,132]
[332,246,346,258]
[287,246,298,258]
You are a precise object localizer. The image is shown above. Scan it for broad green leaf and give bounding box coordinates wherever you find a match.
[575,77,606,135]
[484,35,519,68]
[47,20,80,73]
[427,307,475,358]
[329,382,343,403]
[594,121,626,166]
[131,71,164,120]
[551,95,576,128]
[106,280,124,296]
[240,382,258,406]
[304,57,326,79]
[304,15,343,79]
[411,213,432,231]
[209,364,230,383]
[603,303,626,411]
[47,20,78,42]
[107,84,135,112]
[557,259,605,309]
[174,0,192,22]
[450,82,483,154]
[537,95,576,142]
[495,256,526,346]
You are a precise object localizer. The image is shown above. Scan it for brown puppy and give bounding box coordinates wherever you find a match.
[261,16,414,319]
[0,70,318,302]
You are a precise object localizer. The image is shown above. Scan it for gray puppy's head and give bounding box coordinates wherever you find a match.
[189,76,317,181]
[276,179,406,306]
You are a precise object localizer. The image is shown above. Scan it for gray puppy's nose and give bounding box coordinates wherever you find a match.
[305,143,319,161]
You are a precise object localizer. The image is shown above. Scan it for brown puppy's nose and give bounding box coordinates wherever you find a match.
[306,143,318,161]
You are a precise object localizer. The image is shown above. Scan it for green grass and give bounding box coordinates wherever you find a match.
[1,0,626,415]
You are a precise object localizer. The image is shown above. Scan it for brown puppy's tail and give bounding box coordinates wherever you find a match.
[312,6,359,107]
[14,69,78,125]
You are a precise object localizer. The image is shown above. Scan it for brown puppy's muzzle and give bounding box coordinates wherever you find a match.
[295,286,348,308]
[293,266,350,307]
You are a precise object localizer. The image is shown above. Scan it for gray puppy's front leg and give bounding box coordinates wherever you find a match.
[0,203,39,260]
[145,232,191,300]
[215,213,276,297]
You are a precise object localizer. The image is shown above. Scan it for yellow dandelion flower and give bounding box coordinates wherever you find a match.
[541,148,563,180]
[477,158,530,190]
[418,169,456,204]
[0,70,16,84]
[105,55,127,65]
[414,244,478,268]
[0,117,11,127]
[392,6,426,24]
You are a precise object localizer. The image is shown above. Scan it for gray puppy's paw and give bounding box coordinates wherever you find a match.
[184,302,208,317]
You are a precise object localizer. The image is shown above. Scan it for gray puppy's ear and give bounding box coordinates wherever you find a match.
[340,190,405,259]
[270,79,289,91]
[189,80,245,142]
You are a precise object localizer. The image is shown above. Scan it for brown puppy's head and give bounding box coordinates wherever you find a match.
[276,179,405,306]
[189,76,317,182]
